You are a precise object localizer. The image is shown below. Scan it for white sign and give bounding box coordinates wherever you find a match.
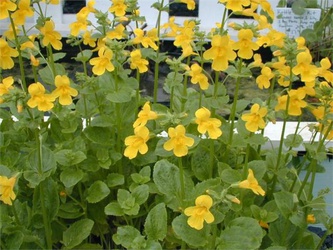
[273,8,321,38]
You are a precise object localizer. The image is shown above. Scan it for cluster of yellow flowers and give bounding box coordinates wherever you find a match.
[0,0,332,236]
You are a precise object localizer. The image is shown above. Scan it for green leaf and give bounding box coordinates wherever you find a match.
[32,179,59,221]
[106,173,124,187]
[131,165,151,184]
[86,181,110,203]
[132,184,149,205]
[291,0,307,15]
[58,202,84,219]
[284,134,303,148]
[60,168,84,188]
[106,86,133,103]
[55,150,86,166]
[83,126,112,145]
[104,202,124,216]
[117,189,140,215]
[172,214,209,247]
[62,219,94,249]
[191,143,210,181]
[38,63,66,84]
[112,226,142,249]
[221,169,241,184]
[217,217,263,249]
[75,50,92,63]
[273,191,296,218]
[144,203,167,241]
[153,160,181,197]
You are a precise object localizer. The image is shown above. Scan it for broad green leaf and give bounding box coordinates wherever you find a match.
[131,165,151,184]
[132,184,149,205]
[104,202,124,216]
[291,0,307,15]
[172,214,209,247]
[112,226,142,249]
[55,150,86,166]
[284,134,303,148]
[117,189,140,215]
[83,126,112,145]
[38,63,66,85]
[106,173,124,187]
[191,143,210,181]
[33,179,59,221]
[63,219,94,249]
[58,202,84,219]
[60,168,84,188]
[221,169,241,184]
[5,231,24,249]
[86,181,110,203]
[144,203,167,241]
[106,86,133,103]
[273,191,296,218]
[217,217,263,250]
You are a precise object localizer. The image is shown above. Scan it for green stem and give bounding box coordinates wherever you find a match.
[153,0,164,103]
[178,157,185,208]
[11,202,21,225]
[227,60,243,147]
[181,56,190,112]
[35,130,52,249]
[8,14,27,92]
[315,230,330,250]
[209,140,215,178]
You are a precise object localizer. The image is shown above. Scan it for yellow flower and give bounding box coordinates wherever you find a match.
[124,126,150,159]
[106,24,126,40]
[11,0,34,26]
[89,47,115,75]
[259,220,269,229]
[239,169,265,196]
[184,195,214,230]
[233,29,259,59]
[0,76,14,96]
[163,125,194,157]
[307,214,316,224]
[133,28,159,51]
[69,19,87,36]
[203,35,236,71]
[27,82,56,112]
[318,57,333,83]
[0,76,14,103]
[292,52,319,82]
[257,29,285,48]
[256,66,274,89]
[30,54,40,67]
[162,17,180,37]
[0,0,17,19]
[52,75,78,105]
[39,20,63,50]
[0,175,17,205]
[109,0,127,17]
[241,103,267,132]
[3,24,20,40]
[180,0,195,10]
[189,64,209,90]
[0,38,19,69]
[133,102,158,128]
[312,106,325,121]
[250,53,263,68]
[218,0,251,12]
[195,107,222,139]
[82,31,97,47]
[129,49,149,73]
[275,89,307,116]
[174,20,195,51]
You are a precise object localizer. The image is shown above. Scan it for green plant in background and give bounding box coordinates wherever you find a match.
[0,0,332,249]
[278,0,333,62]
